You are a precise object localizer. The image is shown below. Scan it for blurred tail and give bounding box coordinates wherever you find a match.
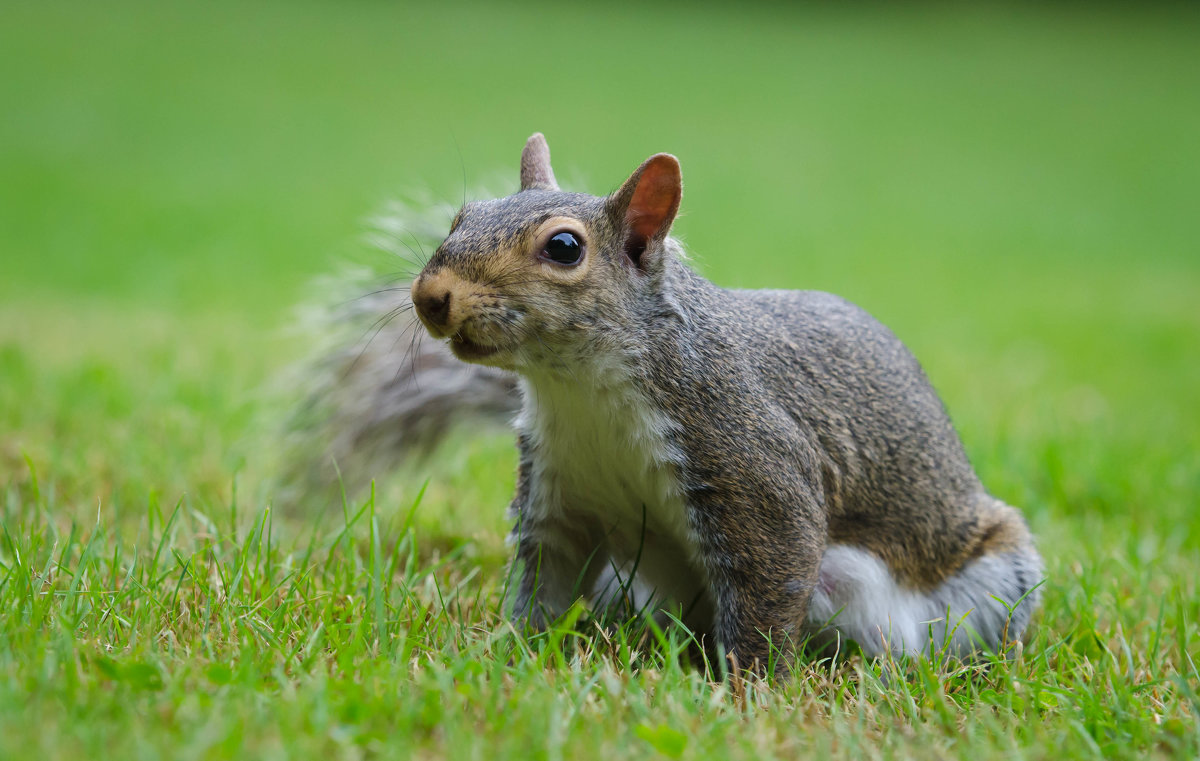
[270,195,520,509]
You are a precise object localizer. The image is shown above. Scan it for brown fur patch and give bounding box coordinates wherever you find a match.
[971,504,1033,557]
[827,496,1033,592]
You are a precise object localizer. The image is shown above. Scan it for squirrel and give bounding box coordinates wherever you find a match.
[310,133,1043,672]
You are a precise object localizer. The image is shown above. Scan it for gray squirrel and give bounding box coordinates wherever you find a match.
[307,133,1042,672]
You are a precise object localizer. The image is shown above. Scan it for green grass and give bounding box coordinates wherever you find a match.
[2,1,1199,758]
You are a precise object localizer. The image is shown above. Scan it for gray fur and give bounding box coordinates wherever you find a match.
[320,137,1044,672]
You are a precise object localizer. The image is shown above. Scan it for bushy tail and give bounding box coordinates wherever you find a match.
[270,196,520,509]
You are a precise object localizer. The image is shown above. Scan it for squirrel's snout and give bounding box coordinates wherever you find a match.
[411,275,455,337]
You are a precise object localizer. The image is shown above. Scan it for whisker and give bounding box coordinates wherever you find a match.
[408,230,429,267]
[370,268,418,283]
[396,315,426,388]
[393,235,428,269]
[338,286,414,308]
[342,302,414,380]
[369,228,428,272]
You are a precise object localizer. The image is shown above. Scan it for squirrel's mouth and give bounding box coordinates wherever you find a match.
[448,332,502,361]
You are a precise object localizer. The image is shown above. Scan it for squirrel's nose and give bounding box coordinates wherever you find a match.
[411,278,453,336]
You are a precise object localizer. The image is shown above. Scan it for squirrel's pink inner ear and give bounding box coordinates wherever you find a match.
[621,154,681,269]
[626,154,682,241]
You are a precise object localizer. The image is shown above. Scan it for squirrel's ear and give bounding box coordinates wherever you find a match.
[520,133,558,191]
[608,153,682,270]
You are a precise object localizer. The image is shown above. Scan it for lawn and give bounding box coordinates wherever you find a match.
[1,1,1198,758]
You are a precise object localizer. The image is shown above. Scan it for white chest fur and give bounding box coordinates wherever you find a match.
[516,372,707,615]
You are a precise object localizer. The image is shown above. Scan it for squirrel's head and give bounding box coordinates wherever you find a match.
[410,133,682,372]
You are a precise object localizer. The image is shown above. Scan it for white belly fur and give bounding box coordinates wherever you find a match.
[518,372,709,618]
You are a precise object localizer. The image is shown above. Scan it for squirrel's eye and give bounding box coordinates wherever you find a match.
[542,232,583,266]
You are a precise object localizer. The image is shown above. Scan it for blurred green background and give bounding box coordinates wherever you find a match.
[2,3,1199,757]
[1,0,1198,537]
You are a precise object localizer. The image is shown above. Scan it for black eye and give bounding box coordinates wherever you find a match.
[541,231,583,265]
